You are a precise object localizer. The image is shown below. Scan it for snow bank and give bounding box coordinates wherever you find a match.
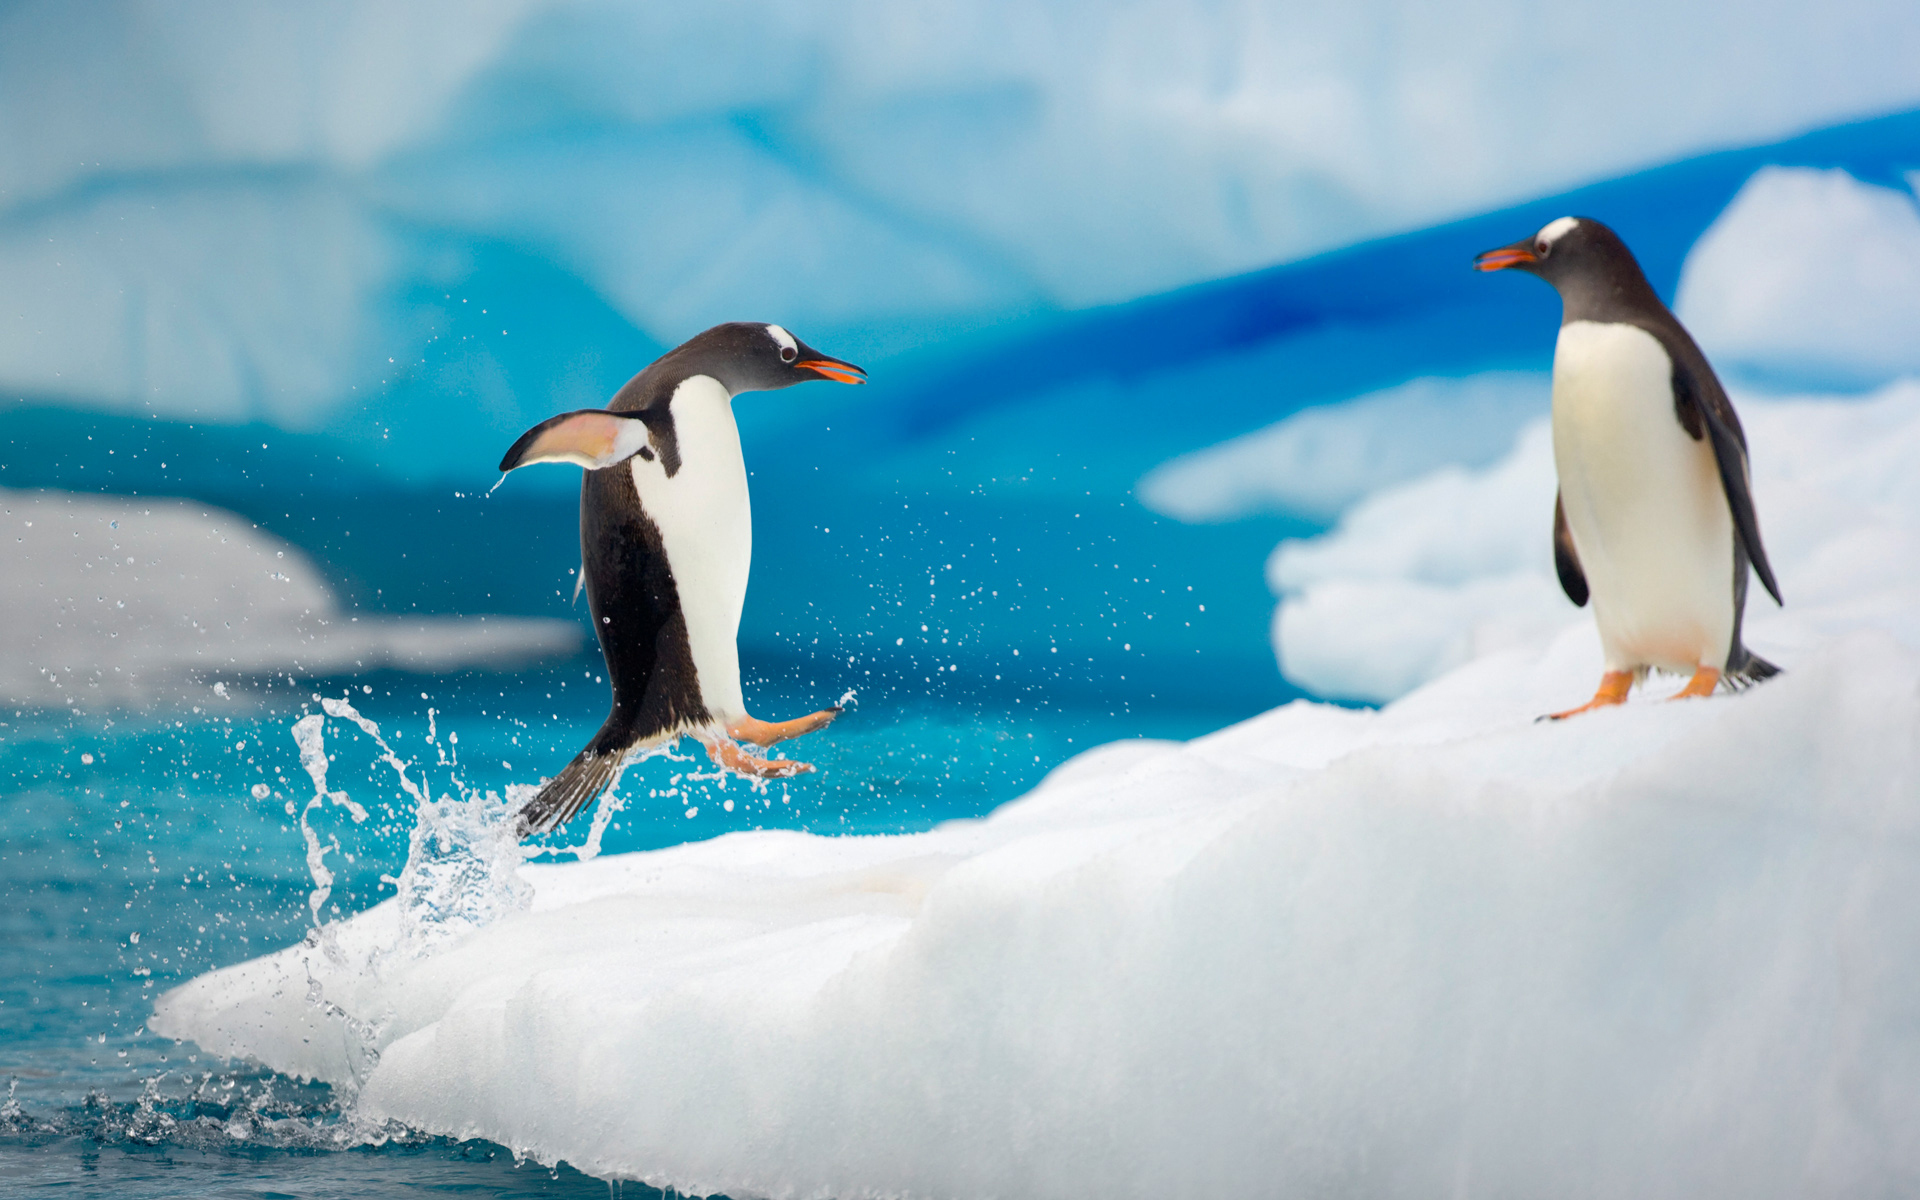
[1267,381,1920,702]
[1137,372,1547,522]
[1,488,578,708]
[1675,168,1920,388]
[153,620,1920,1196]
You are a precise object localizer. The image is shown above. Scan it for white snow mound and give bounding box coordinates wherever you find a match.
[155,634,1920,1192]
[1676,167,1920,388]
[1269,380,1920,702]
[1138,372,1548,523]
[1,488,578,707]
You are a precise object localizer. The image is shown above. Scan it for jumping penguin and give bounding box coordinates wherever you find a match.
[1475,216,1781,718]
[497,322,867,834]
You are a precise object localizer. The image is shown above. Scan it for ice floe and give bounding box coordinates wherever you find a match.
[152,621,1920,1196]
[1,488,578,708]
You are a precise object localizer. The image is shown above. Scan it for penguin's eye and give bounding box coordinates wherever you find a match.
[780,345,797,363]
[1535,238,1551,256]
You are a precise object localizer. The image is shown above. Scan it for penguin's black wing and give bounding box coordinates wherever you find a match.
[1553,493,1588,607]
[1664,347,1783,605]
[499,409,650,473]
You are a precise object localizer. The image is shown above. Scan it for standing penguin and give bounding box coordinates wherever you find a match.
[497,322,867,834]
[1475,217,1781,718]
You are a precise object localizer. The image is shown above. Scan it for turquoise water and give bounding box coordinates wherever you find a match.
[0,658,1254,1193]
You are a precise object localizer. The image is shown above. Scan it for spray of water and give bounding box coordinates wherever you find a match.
[275,696,541,1117]
[289,713,368,958]
[291,697,533,962]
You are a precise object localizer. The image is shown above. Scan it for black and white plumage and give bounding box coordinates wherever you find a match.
[1475,216,1781,717]
[496,322,866,835]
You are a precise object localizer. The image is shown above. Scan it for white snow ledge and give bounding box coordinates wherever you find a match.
[154,626,1920,1198]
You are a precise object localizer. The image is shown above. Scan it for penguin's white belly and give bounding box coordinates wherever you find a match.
[1552,321,1734,674]
[629,375,751,723]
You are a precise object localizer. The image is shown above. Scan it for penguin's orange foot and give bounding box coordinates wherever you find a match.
[1671,666,1721,700]
[705,738,816,779]
[728,708,840,747]
[1543,670,1633,721]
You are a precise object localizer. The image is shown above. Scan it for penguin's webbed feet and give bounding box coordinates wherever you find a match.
[728,708,841,747]
[1671,666,1721,700]
[1540,670,1634,721]
[705,737,816,779]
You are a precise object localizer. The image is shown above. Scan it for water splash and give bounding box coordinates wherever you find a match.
[4,1066,419,1155]
[292,697,532,961]
[289,712,368,950]
[302,959,387,1091]
[389,781,532,957]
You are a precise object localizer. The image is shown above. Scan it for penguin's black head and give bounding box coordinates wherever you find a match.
[683,322,867,395]
[1473,217,1665,319]
[1472,216,1606,281]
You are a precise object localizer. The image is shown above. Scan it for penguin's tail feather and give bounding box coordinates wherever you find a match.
[515,744,626,838]
[1724,648,1782,691]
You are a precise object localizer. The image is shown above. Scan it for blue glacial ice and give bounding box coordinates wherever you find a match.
[8,0,1920,437]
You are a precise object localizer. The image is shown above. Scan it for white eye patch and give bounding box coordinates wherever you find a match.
[1536,216,1579,248]
[766,324,798,360]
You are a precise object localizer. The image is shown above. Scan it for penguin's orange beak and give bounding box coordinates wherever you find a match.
[1474,241,1537,272]
[798,359,867,385]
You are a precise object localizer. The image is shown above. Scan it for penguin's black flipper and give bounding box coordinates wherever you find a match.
[1669,357,1783,606]
[499,409,651,474]
[1553,493,1589,607]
